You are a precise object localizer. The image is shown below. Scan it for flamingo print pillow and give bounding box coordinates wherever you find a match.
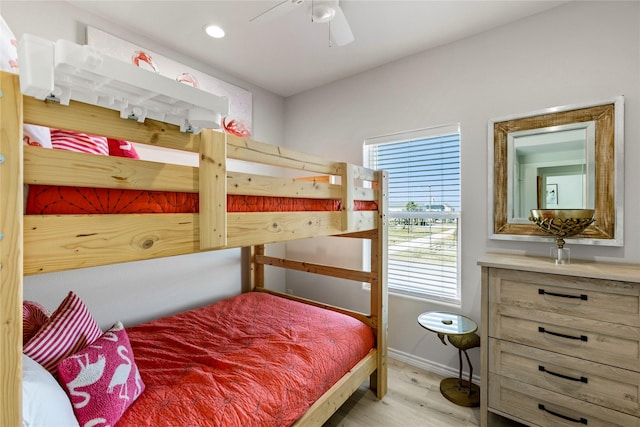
[58,321,145,426]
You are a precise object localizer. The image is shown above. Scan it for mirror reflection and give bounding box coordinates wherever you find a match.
[508,122,595,223]
[489,96,623,246]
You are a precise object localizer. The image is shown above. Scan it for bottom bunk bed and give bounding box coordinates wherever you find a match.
[20,242,386,427]
[121,291,376,426]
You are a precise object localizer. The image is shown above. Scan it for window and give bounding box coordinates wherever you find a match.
[365,124,461,304]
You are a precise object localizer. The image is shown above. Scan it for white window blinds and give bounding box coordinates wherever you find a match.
[365,124,461,304]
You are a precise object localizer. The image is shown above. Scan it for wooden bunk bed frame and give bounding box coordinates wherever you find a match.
[0,71,388,426]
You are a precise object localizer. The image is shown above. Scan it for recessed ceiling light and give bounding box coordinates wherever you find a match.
[204,24,225,39]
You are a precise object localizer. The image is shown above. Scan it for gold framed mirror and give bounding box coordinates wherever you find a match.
[489,96,624,246]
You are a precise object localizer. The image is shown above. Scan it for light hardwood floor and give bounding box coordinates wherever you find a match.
[325,359,481,427]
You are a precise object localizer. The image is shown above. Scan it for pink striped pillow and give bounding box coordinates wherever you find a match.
[23,291,103,376]
[51,129,109,156]
[23,301,51,345]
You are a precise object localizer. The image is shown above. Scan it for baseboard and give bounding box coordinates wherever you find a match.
[388,347,481,384]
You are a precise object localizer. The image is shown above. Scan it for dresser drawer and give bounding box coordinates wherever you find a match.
[489,338,640,416]
[489,304,640,371]
[489,374,640,427]
[488,268,640,327]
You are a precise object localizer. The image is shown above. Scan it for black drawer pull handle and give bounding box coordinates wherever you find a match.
[538,404,587,424]
[539,289,588,300]
[538,327,588,342]
[539,365,588,383]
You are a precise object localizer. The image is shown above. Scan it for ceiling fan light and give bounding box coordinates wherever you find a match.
[312,5,336,23]
[204,24,225,39]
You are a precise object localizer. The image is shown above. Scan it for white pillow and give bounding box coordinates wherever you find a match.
[22,354,79,427]
[23,125,52,149]
[1,15,19,74]
[0,16,52,150]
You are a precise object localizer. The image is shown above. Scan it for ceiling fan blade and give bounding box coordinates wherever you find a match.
[330,5,354,46]
[250,0,304,23]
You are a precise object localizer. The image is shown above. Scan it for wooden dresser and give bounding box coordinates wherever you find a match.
[478,253,640,427]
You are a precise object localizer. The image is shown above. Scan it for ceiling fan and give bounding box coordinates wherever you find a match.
[250,0,354,47]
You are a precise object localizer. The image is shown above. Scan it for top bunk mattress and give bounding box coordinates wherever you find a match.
[119,292,375,426]
[26,185,377,215]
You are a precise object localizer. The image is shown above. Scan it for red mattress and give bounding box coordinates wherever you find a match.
[118,292,375,426]
[26,185,377,214]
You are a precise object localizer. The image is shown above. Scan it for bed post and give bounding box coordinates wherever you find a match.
[0,71,24,426]
[370,170,388,398]
[241,247,253,293]
[340,163,355,231]
[199,130,227,250]
[242,245,265,293]
[253,245,265,290]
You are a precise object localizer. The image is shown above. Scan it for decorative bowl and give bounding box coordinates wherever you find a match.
[529,209,595,247]
[529,209,595,264]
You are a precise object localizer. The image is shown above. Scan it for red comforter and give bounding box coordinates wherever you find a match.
[26,185,377,214]
[118,292,375,426]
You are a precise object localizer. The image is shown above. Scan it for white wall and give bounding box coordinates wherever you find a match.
[2,1,286,329]
[283,1,640,376]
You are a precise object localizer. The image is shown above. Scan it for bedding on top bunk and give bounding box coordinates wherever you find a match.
[118,292,375,426]
[25,130,378,215]
[26,185,377,214]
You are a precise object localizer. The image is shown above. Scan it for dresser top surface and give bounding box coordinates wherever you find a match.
[478,253,640,283]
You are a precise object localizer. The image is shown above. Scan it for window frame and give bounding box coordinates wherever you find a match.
[364,124,461,305]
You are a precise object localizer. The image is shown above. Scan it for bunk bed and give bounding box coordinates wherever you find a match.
[0,67,388,426]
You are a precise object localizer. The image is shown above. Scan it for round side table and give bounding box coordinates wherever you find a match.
[417,311,480,407]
